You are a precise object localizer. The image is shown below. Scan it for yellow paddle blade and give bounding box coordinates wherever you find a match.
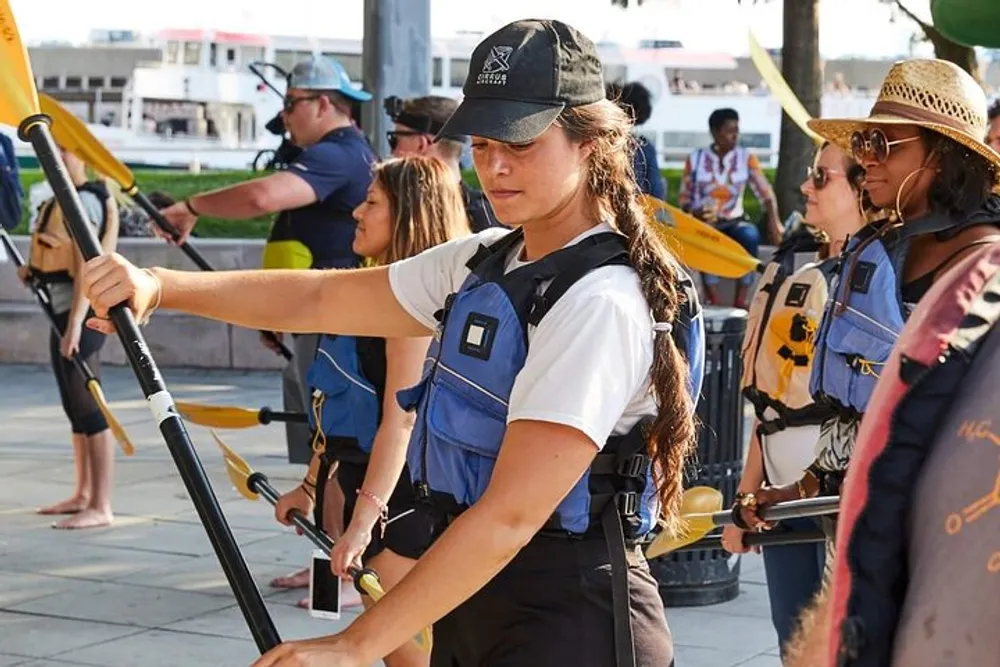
[177,401,263,429]
[746,29,823,145]
[210,430,258,501]
[85,379,134,456]
[645,486,724,559]
[0,0,40,125]
[641,195,763,279]
[38,92,136,188]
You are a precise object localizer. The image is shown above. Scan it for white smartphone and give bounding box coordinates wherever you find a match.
[309,549,342,620]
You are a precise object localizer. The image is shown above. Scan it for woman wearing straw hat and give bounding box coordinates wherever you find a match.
[81,18,703,667]
[734,59,1000,569]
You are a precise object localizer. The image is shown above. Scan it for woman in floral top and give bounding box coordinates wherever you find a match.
[679,108,782,307]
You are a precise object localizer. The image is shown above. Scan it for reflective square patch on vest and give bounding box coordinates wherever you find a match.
[459,313,499,361]
[851,261,876,294]
[785,282,811,307]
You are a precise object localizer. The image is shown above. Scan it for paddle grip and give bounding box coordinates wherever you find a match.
[674,528,826,553]
[20,117,282,653]
[249,472,383,597]
[716,495,840,527]
[130,190,293,362]
[258,406,309,425]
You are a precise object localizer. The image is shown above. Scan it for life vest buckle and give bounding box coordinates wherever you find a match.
[617,453,649,479]
[615,491,638,518]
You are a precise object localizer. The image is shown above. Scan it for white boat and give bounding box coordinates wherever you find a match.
[5,28,886,171]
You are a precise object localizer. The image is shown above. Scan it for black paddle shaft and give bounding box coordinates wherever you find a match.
[0,228,99,384]
[247,471,378,596]
[129,189,294,362]
[723,495,841,527]
[674,528,827,553]
[19,116,281,653]
[258,406,308,425]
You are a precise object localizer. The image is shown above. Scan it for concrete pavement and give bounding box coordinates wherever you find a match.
[0,363,782,667]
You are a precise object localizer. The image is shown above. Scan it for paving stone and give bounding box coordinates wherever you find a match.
[6,581,234,628]
[50,628,260,667]
[0,611,145,658]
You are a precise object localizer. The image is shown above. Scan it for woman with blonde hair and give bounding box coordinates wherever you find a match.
[723,141,867,661]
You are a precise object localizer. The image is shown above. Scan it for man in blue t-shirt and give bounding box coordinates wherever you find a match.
[157,56,376,464]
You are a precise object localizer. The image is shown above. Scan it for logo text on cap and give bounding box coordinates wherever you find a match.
[478,46,513,86]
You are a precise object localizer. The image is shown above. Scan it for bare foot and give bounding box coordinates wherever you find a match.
[270,567,310,589]
[52,508,113,530]
[37,496,90,515]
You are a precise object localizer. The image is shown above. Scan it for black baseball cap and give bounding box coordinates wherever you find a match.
[436,19,605,144]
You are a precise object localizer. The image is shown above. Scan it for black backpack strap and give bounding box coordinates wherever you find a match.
[527,233,630,326]
[465,227,524,275]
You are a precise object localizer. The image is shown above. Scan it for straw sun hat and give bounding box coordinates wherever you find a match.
[808,58,1000,170]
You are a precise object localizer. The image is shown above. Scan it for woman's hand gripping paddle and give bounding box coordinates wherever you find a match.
[212,431,433,654]
[0,1,281,652]
[35,92,293,361]
[176,402,308,430]
[0,229,134,455]
[645,486,841,558]
[641,195,766,279]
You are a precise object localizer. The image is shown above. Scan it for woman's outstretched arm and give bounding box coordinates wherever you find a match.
[80,254,432,339]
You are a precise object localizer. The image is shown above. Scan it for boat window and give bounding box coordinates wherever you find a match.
[433,57,443,87]
[88,76,105,89]
[184,42,202,66]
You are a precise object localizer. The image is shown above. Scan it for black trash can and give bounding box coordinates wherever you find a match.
[649,305,748,607]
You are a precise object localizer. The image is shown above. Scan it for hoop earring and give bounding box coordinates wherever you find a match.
[893,166,933,224]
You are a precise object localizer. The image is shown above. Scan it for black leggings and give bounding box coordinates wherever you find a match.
[49,310,108,435]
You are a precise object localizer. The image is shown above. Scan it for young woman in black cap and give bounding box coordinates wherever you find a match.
[81,18,702,667]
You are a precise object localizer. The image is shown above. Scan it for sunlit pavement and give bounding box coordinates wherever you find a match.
[0,364,781,667]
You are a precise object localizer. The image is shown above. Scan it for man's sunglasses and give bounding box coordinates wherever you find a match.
[850,127,921,163]
[386,130,424,150]
[282,94,323,113]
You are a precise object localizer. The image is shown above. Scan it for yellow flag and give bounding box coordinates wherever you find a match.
[0,0,40,126]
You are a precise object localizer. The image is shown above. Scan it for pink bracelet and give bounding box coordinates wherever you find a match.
[357,488,388,513]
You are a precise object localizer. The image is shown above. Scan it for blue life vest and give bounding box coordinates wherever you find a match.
[397,228,705,539]
[810,209,998,417]
[305,334,382,463]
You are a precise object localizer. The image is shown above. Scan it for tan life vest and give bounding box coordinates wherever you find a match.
[741,234,834,438]
[28,182,109,283]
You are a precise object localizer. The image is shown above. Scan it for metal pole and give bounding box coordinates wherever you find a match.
[361,0,432,158]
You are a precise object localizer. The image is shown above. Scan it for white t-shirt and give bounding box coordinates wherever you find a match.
[761,425,821,487]
[387,223,658,450]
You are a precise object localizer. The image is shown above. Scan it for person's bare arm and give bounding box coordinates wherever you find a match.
[252,420,599,666]
[329,336,431,575]
[784,588,833,667]
[80,254,431,340]
[188,171,317,219]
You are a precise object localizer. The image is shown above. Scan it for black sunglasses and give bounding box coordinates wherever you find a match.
[386,130,424,150]
[282,94,323,113]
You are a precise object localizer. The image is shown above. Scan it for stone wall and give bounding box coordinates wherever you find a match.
[0,235,787,370]
[0,236,285,370]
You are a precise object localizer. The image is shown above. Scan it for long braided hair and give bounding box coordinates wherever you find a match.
[559,100,699,534]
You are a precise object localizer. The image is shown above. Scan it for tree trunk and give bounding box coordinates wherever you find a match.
[774,0,822,223]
